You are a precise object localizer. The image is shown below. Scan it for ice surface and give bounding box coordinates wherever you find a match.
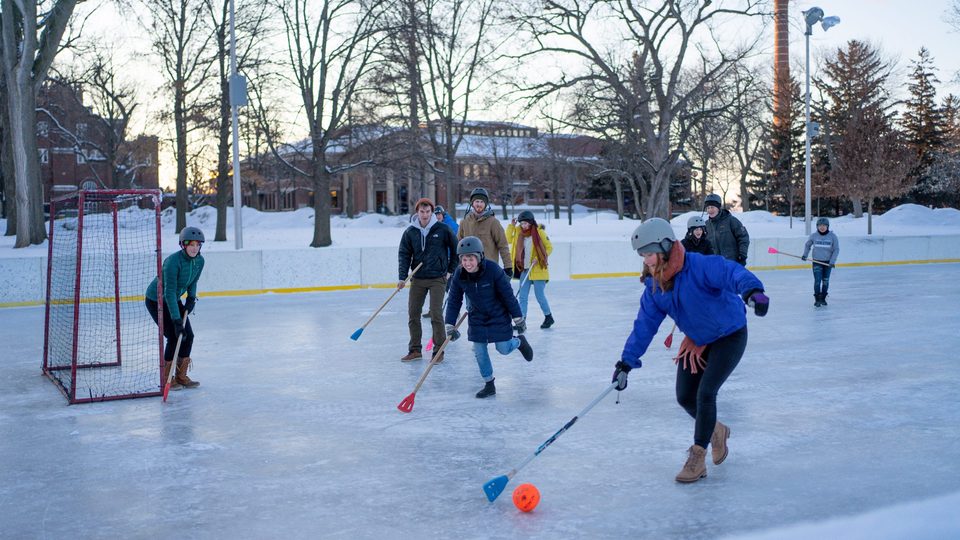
[2,264,959,538]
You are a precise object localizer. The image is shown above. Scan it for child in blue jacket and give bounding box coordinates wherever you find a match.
[444,236,533,398]
[611,218,769,483]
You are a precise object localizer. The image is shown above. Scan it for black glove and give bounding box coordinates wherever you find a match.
[508,267,520,280]
[801,255,807,261]
[445,324,460,342]
[173,318,184,337]
[745,290,770,317]
[512,317,526,334]
[737,257,747,266]
[184,296,197,314]
[612,360,632,391]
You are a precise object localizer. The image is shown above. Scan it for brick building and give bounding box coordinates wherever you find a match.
[36,81,159,201]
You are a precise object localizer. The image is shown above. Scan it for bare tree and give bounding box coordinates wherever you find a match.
[723,63,768,211]
[205,0,270,241]
[418,0,500,210]
[143,0,216,232]
[1,0,81,246]
[510,0,765,219]
[274,0,386,247]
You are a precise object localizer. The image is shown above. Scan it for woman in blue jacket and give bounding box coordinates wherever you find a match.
[444,236,533,398]
[611,218,769,483]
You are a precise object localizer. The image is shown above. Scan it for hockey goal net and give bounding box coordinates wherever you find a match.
[43,190,164,404]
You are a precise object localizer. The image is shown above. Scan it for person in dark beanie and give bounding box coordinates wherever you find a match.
[802,217,840,307]
[703,193,749,265]
[457,187,512,274]
[611,218,768,483]
[145,226,206,391]
[506,210,554,328]
[682,215,713,255]
[398,198,458,362]
[444,236,533,398]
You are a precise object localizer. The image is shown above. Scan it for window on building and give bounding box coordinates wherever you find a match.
[37,121,49,137]
[76,152,86,164]
[80,180,97,191]
[330,190,339,208]
[76,123,88,140]
[39,148,49,164]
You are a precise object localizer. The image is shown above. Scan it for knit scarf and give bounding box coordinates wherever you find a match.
[650,241,708,373]
[513,226,549,272]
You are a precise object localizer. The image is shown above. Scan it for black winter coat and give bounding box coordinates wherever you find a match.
[398,222,458,279]
[706,209,749,265]
[445,260,522,343]
[681,233,713,255]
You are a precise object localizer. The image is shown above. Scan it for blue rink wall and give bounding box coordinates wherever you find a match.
[2,235,959,307]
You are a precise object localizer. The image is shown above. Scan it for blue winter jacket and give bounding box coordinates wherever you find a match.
[441,214,459,235]
[621,252,764,368]
[445,260,522,343]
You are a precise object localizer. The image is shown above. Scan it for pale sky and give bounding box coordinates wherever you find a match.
[72,1,960,189]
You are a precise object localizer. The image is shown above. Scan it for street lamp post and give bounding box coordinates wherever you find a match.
[802,7,839,235]
[229,0,248,249]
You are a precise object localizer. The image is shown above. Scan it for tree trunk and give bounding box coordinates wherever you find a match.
[175,90,188,233]
[8,82,46,246]
[311,143,332,247]
[614,176,624,219]
[215,22,230,241]
[867,198,873,235]
[851,197,863,218]
[552,173,561,219]
[643,168,673,220]
[1,102,16,233]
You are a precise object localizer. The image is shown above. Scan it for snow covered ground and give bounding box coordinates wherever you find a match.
[2,263,959,538]
[2,203,960,258]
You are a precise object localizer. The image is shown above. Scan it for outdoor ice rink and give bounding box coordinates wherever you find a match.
[2,263,960,539]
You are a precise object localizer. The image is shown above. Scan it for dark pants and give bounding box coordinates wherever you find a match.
[145,298,194,362]
[676,326,748,449]
[812,263,832,295]
[408,277,446,353]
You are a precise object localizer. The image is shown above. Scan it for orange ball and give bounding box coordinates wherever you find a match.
[512,483,540,512]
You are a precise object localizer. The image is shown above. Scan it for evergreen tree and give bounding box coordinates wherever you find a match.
[902,48,946,205]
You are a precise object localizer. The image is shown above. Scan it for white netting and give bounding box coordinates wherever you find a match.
[43,190,163,403]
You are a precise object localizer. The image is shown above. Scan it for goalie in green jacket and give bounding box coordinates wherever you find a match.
[145,227,206,391]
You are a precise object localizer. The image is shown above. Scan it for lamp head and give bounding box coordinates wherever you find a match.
[821,16,841,31]
[803,7,824,27]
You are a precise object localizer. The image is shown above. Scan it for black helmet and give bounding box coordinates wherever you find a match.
[469,187,489,204]
[179,226,205,244]
[704,194,723,210]
[434,205,446,215]
[631,218,675,255]
[457,236,485,260]
[517,210,535,223]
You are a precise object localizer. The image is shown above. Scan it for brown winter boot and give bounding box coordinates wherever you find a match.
[175,357,200,388]
[162,361,182,391]
[711,421,730,465]
[675,445,708,483]
[400,351,423,362]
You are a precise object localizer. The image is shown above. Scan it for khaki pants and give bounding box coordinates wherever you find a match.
[408,276,446,353]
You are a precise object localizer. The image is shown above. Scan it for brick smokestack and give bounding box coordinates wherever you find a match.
[773,0,790,127]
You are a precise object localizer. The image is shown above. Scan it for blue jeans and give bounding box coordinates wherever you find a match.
[473,339,520,382]
[518,271,551,318]
[812,263,833,294]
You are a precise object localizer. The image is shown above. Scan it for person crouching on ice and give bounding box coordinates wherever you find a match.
[610,218,769,483]
[144,226,206,392]
[444,236,534,398]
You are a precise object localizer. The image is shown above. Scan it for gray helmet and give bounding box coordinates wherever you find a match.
[457,236,484,260]
[687,215,707,230]
[179,226,205,244]
[631,218,675,255]
[469,187,489,203]
[704,194,723,209]
[517,210,535,223]
[816,217,829,228]
[434,205,445,215]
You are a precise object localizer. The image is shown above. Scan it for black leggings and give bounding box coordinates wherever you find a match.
[145,298,194,362]
[676,325,748,449]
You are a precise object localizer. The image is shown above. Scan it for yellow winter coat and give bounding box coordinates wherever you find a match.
[506,223,553,281]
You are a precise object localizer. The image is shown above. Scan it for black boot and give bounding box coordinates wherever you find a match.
[814,293,822,307]
[820,293,828,306]
[540,314,555,329]
[517,334,534,362]
[475,378,496,398]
